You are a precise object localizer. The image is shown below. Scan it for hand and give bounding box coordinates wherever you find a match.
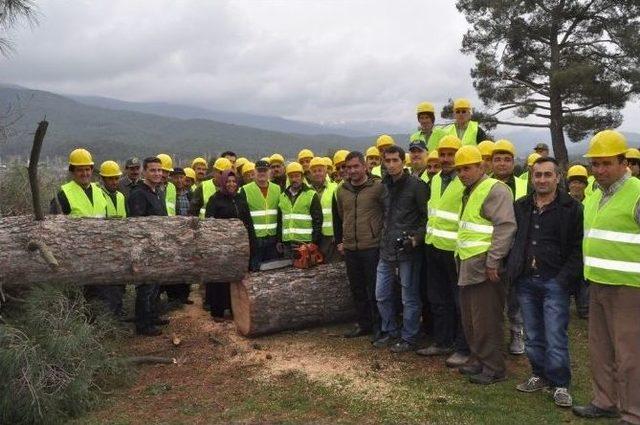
[486,267,500,283]
[337,243,344,255]
[410,236,417,248]
[276,242,284,254]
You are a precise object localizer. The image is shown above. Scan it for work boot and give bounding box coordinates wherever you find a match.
[136,326,162,336]
[343,325,370,338]
[553,387,573,408]
[572,403,620,419]
[416,344,454,356]
[468,372,507,385]
[516,375,547,393]
[445,352,470,368]
[509,330,525,355]
[390,340,416,353]
[372,334,397,349]
[458,363,482,376]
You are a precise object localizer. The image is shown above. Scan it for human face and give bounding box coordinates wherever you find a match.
[383,152,404,177]
[454,108,471,126]
[102,175,119,192]
[346,157,367,185]
[288,172,303,188]
[410,149,426,169]
[366,156,380,170]
[243,170,255,184]
[456,163,484,187]
[270,162,284,178]
[491,153,515,179]
[628,159,640,177]
[417,113,433,132]
[126,165,140,181]
[439,148,457,173]
[185,177,195,187]
[482,156,493,174]
[590,156,628,189]
[72,165,93,187]
[336,162,348,180]
[225,175,238,193]
[194,163,207,180]
[532,161,559,195]
[535,148,549,158]
[255,169,270,186]
[300,157,312,171]
[568,179,587,200]
[144,162,163,186]
[172,174,186,191]
[310,165,327,185]
[426,160,441,179]
[161,170,170,184]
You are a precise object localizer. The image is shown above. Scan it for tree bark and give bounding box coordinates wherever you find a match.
[549,7,569,167]
[0,215,249,286]
[231,262,356,337]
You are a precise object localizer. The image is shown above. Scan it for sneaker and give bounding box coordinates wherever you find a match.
[372,335,397,349]
[516,375,547,393]
[468,372,507,385]
[416,344,455,356]
[458,363,482,376]
[509,330,525,355]
[572,403,620,419]
[553,387,573,407]
[445,352,470,368]
[390,340,416,353]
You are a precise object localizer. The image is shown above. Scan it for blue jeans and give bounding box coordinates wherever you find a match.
[517,276,571,387]
[375,251,422,344]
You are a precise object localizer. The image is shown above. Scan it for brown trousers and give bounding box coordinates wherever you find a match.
[589,283,640,424]
[459,279,506,376]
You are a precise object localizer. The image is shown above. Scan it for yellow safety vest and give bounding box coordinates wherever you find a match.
[103,189,127,218]
[60,181,107,218]
[199,179,217,219]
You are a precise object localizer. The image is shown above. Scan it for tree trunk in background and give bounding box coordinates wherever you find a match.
[231,262,356,337]
[0,216,249,286]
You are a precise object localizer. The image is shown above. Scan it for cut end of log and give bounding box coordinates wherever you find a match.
[230,280,251,336]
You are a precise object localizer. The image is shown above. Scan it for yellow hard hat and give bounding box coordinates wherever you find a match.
[242,162,255,174]
[235,157,248,169]
[437,135,462,152]
[68,148,94,166]
[527,152,542,166]
[213,157,233,171]
[322,157,334,169]
[427,150,440,162]
[567,165,588,179]
[416,102,435,115]
[625,148,640,160]
[99,160,122,177]
[453,98,472,110]
[492,139,516,157]
[584,130,628,158]
[454,145,483,167]
[376,134,395,149]
[269,153,285,164]
[157,153,173,172]
[477,140,496,157]
[309,157,326,169]
[333,149,350,166]
[286,162,304,175]
[184,167,196,180]
[405,155,412,165]
[366,146,380,158]
[191,157,207,168]
[298,149,314,161]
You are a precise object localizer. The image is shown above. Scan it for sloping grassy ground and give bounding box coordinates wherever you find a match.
[72,294,612,425]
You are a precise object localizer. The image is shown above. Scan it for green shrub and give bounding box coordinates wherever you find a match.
[0,160,66,217]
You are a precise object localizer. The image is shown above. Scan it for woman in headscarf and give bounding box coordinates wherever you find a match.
[204,169,255,320]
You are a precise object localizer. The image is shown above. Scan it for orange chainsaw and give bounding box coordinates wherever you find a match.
[293,243,324,269]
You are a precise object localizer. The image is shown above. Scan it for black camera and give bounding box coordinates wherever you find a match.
[395,231,413,253]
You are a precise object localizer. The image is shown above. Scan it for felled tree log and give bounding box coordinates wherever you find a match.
[0,215,249,286]
[231,262,356,337]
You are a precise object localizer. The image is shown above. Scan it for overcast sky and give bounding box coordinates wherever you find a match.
[1,0,639,132]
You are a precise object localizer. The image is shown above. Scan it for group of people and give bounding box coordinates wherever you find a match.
[50,98,639,424]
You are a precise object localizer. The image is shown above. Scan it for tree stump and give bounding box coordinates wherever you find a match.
[231,262,356,337]
[0,215,249,286]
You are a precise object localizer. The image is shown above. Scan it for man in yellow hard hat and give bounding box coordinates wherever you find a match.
[443,98,488,146]
[184,167,197,190]
[425,150,441,181]
[157,153,177,216]
[241,161,256,185]
[189,157,233,218]
[534,143,550,157]
[269,153,287,191]
[520,152,542,193]
[298,149,315,175]
[573,130,640,423]
[119,157,142,198]
[332,150,350,183]
[365,146,381,173]
[453,145,516,384]
[625,148,640,178]
[191,157,208,184]
[567,165,589,203]
[371,135,395,177]
[408,141,429,183]
[221,150,237,166]
[276,162,323,257]
[411,101,446,152]
[235,157,249,185]
[477,140,495,174]
[308,157,339,261]
[417,136,470,366]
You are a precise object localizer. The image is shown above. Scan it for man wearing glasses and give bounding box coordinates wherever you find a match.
[444,98,488,146]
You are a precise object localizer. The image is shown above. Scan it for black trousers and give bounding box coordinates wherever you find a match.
[164,284,191,303]
[425,244,468,353]
[205,282,232,318]
[344,248,380,334]
[135,283,159,330]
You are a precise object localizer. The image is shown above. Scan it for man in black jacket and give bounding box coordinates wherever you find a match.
[373,146,429,352]
[506,157,583,408]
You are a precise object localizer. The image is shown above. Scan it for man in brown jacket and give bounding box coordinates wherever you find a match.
[454,146,517,384]
[334,151,386,339]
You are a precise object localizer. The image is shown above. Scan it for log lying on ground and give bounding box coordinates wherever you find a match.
[0,215,249,286]
[231,262,356,337]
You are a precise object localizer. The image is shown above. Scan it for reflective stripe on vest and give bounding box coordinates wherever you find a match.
[279,189,316,242]
[425,172,464,251]
[165,182,176,216]
[104,189,127,218]
[444,121,478,146]
[243,181,281,237]
[583,177,640,287]
[456,178,505,260]
[61,181,107,218]
[318,182,337,236]
[199,179,217,219]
